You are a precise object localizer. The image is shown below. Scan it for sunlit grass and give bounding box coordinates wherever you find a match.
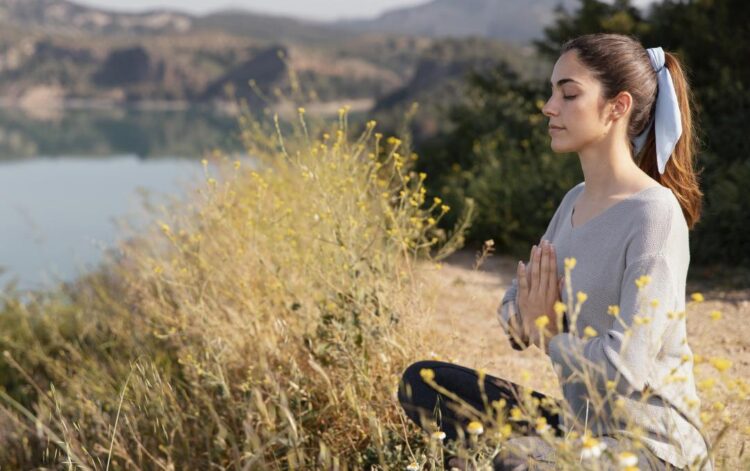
[0,98,746,470]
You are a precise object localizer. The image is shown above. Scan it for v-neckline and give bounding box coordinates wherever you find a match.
[569,184,663,232]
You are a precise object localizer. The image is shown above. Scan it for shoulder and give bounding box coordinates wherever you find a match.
[626,185,689,261]
[632,186,685,232]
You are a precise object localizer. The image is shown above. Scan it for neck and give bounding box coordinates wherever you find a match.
[577,131,645,199]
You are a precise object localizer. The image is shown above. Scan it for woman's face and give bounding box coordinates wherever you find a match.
[542,50,612,153]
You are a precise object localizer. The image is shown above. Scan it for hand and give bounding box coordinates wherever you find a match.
[524,242,565,297]
[517,240,564,350]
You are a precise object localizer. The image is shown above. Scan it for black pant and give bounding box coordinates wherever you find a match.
[397,360,679,470]
[397,360,565,444]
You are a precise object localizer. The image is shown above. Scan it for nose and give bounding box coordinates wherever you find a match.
[542,96,558,118]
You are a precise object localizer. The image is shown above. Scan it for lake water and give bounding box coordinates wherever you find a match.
[0,107,240,291]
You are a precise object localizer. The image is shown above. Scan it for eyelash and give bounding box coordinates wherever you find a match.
[563,95,578,100]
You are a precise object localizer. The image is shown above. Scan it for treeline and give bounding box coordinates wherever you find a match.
[414,0,750,273]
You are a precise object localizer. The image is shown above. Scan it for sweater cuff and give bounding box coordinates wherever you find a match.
[498,300,530,351]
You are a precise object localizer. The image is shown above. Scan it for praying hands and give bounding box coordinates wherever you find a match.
[516,240,565,352]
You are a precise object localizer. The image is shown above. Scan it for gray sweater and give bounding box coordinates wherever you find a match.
[497,181,712,470]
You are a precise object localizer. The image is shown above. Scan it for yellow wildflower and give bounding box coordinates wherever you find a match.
[510,407,523,420]
[583,326,597,337]
[500,423,512,438]
[691,292,705,302]
[580,434,607,459]
[618,451,639,470]
[554,301,566,315]
[492,398,507,410]
[577,291,588,304]
[419,368,435,382]
[709,310,722,321]
[607,305,620,316]
[535,316,550,329]
[564,257,577,269]
[635,275,652,289]
[535,416,550,434]
[466,421,484,435]
[709,357,731,373]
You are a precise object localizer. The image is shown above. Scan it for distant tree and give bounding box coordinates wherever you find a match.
[419,0,750,268]
[642,0,750,266]
[534,0,650,59]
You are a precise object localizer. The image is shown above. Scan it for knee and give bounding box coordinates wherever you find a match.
[398,360,438,405]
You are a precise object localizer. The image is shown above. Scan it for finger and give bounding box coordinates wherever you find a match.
[526,245,536,285]
[533,244,543,294]
[540,242,551,296]
[517,261,528,297]
[546,243,558,297]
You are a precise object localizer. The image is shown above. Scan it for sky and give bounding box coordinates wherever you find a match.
[75,0,658,22]
[74,0,431,21]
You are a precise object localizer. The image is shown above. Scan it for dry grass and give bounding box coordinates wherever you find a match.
[0,102,746,470]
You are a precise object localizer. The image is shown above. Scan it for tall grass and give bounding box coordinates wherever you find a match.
[0,99,746,470]
[0,103,467,469]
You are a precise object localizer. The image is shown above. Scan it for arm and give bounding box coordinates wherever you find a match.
[497,276,530,350]
[547,252,678,397]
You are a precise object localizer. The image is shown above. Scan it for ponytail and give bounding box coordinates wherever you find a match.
[636,51,704,230]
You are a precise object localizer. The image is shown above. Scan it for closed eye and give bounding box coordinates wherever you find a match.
[563,95,578,100]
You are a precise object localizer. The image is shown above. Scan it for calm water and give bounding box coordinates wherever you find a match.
[0,107,241,291]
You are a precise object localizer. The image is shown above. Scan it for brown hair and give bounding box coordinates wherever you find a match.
[561,33,703,229]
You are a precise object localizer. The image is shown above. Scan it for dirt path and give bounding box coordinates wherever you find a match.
[411,249,750,468]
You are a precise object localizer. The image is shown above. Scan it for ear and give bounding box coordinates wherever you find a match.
[609,91,633,122]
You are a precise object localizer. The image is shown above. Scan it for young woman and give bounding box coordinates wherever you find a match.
[398,33,712,471]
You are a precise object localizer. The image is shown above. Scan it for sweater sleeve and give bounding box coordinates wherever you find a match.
[547,252,678,396]
[497,277,529,350]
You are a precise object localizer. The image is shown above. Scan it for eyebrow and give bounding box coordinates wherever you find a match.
[550,78,582,87]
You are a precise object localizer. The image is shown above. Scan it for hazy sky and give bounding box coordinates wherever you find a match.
[75,0,657,21]
[74,0,431,21]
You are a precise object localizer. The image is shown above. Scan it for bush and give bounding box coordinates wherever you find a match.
[0,104,468,469]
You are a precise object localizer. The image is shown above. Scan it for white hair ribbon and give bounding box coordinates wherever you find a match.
[631,47,682,175]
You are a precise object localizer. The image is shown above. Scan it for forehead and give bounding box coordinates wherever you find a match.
[550,50,595,86]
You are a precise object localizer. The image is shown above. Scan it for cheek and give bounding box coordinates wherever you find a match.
[550,101,602,151]
[565,100,603,135]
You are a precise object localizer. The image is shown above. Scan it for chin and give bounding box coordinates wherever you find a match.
[550,138,574,153]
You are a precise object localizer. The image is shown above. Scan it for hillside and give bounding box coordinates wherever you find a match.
[334,0,580,42]
[0,0,552,118]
